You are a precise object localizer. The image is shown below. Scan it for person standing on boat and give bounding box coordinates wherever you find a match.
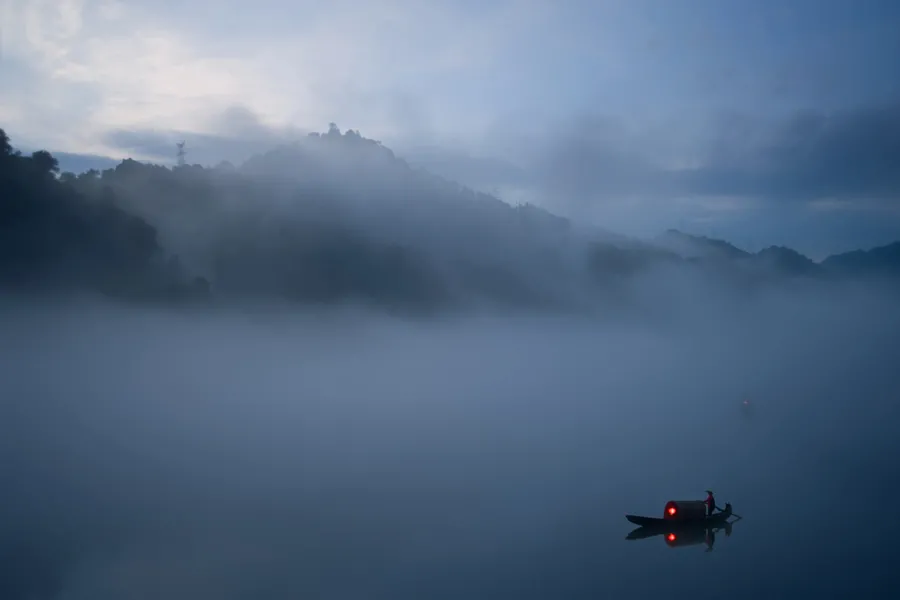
[705,490,717,516]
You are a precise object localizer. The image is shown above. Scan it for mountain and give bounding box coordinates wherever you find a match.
[1,124,898,313]
[821,242,900,276]
[654,229,751,261]
[752,246,820,276]
[0,130,208,303]
[655,229,900,278]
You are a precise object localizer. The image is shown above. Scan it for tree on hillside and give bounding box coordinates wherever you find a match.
[0,129,11,156]
[0,127,209,302]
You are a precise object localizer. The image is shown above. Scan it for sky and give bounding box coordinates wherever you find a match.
[1,0,899,258]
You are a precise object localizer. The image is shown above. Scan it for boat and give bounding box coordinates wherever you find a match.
[625,502,735,529]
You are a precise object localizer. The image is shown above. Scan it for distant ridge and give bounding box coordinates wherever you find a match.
[2,123,899,312]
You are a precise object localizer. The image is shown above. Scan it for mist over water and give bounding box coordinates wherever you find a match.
[4,0,900,595]
[3,283,900,600]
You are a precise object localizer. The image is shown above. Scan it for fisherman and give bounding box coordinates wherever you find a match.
[705,490,717,516]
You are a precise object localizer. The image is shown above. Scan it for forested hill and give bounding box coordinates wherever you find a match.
[0,128,210,303]
[1,125,898,313]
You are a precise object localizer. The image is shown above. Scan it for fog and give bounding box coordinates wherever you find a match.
[5,2,900,596]
[3,278,900,600]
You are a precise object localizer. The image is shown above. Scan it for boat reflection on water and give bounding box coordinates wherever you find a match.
[626,517,741,552]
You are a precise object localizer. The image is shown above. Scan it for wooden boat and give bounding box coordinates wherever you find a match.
[625,502,734,528]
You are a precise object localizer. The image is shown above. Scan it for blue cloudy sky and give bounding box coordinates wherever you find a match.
[2,0,899,258]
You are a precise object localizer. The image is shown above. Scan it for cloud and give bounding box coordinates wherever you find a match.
[50,151,122,174]
[0,0,549,155]
[401,144,529,192]
[681,103,900,203]
[98,105,309,165]
[480,102,898,230]
[528,115,673,202]
[391,103,900,253]
[3,0,899,254]
[1,0,269,152]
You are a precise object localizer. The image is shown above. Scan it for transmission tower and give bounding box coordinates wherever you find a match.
[176,141,187,167]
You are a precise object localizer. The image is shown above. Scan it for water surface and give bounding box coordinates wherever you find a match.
[2,302,899,599]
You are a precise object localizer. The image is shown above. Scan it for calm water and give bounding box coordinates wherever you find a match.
[2,304,900,599]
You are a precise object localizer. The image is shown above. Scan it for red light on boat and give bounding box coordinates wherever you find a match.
[667,507,677,515]
[667,533,676,542]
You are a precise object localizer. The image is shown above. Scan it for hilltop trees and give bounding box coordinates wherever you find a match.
[39,124,583,310]
[2,123,897,313]
[0,128,208,302]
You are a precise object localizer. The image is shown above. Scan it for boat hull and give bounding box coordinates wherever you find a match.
[625,510,732,528]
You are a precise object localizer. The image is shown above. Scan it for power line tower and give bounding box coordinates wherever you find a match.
[176,141,187,167]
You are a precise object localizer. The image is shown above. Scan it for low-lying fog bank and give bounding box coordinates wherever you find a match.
[2,286,900,599]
